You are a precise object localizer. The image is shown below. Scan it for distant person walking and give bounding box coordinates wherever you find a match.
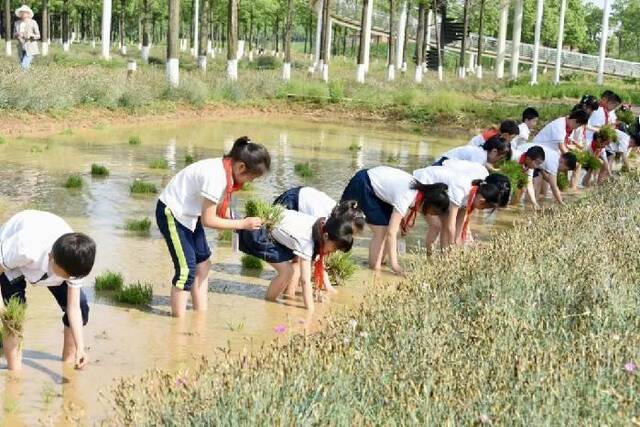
[13,5,40,70]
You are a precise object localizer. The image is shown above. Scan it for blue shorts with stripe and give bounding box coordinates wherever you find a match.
[155,200,211,291]
[273,186,302,211]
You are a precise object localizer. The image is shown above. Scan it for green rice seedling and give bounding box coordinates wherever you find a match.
[325,252,358,286]
[598,124,618,143]
[128,136,142,145]
[91,163,109,177]
[64,174,83,189]
[241,255,264,271]
[575,150,602,171]
[241,182,255,192]
[348,142,361,152]
[1,297,26,340]
[616,108,636,126]
[498,160,528,192]
[41,383,58,405]
[218,230,232,242]
[130,180,158,194]
[115,282,153,305]
[226,320,245,332]
[95,271,124,292]
[557,172,569,191]
[124,217,152,234]
[294,162,314,178]
[149,158,169,169]
[244,199,284,230]
[185,154,195,165]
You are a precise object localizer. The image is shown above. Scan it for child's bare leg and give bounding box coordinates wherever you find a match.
[170,287,190,318]
[285,259,300,298]
[368,225,387,270]
[61,327,76,363]
[191,260,211,311]
[3,334,22,371]
[582,170,593,187]
[425,214,441,255]
[265,262,293,302]
[570,165,581,189]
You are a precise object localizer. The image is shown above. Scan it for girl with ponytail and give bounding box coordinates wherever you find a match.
[433,135,511,169]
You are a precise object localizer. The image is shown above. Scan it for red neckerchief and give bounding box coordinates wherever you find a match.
[518,153,527,166]
[481,128,499,142]
[216,158,242,218]
[400,191,426,236]
[591,140,603,157]
[564,117,573,145]
[599,102,610,125]
[314,225,326,291]
[461,186,479,242]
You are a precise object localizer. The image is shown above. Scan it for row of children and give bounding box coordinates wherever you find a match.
[0,90,635,371]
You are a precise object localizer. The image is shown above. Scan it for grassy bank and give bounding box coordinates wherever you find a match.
[107,173,640,425]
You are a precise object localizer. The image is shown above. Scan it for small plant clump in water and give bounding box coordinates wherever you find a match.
[241,255,264,270]
[115,282,153,305]
[294,162,314,178]
[218,230,232,242]
[129,136,142,145]
[91,163,109,177]
[245,199,284,230]
[185,154,195,165]
[64,174,83,189]
[95,271,124,291]
[325,252,358,286]
[387,154,400,164]
[348,143,361,152]
[130,180,158,194]
[557,172,569,191]
[1,297,26,340]
[149,158,169,169]
[124,217,152,234]
[498,160,528,192]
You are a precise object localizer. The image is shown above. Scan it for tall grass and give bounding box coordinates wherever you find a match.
[109,172,640,424]
[91,163,110,177]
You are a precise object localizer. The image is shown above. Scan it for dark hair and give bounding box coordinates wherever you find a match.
[472,174,511,207]
[601,90,622,104]
[331,200,366,233]
[52,233,96,278]
[482,135,510,154]
[522,107,539,121]
[500,120,520,136]
[315,216,355,255]
[525,146,546,162]
[579,94,599,112]
[224,136,271,176]
[409,181,449,215]
[568,109,589,125]
[562,152,578,171]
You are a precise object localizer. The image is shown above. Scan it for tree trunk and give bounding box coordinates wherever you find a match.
[41,0,49,55]
[401,0,411,71]
[141,0,150,61]
[4,0,11,56]
[198,0,209,68]
[167,0,180,86]
[476,0,485,77]
[415,4,425,65]
[320,0,330,80]
[433,0,443,79]
[387,0,395,81]
[227,0,238,80]
[119,0,125,52]
[62,0,70,50]
[458,0,469,78]
[357,0,369,65]
[248,6,253,52]
[283,0,293,80]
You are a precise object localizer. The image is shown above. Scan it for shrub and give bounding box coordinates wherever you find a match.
[244,199,284,230]
[328,81,344,103]
[124,217,152,234]
[130,180,158,194]
[241,254,264,270]
[115,282,153,305]
[129,136,142,145]
[325,252,358,286]
[64,174,83,189]
[149,158,169,169]
[294,162,314,178]
[1,297,26,339]
[91,163,109,177]
[254,55,279,70]
[95,271,124,292]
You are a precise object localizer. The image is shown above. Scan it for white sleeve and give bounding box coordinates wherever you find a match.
[200,169,227,204]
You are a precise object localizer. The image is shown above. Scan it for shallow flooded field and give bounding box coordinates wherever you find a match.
[0,116,522,424]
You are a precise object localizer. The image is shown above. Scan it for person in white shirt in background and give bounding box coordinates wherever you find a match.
[607,130,640,172]
[0,210,96,371]
[468,120,520,148]
[586,91,622,142]
[513,107,540,149]
[13,5,40,71]
[413,160,511,253]
[434,135,511,170]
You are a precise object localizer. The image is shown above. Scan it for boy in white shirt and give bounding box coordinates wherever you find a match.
[532,109,589,153]
[513,107,539,148]
[468,120,520,148]
[0,210,95,371]
[518,143,578,205]
[586,90,622,142]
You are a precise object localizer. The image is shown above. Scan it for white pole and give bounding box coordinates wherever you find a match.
[596,0,611,85]
[530,0,544,85]
[193,0,199,58]
[510,0,523,80]
[396,1,407,69]
[327,18,333,62]
[101,0,112,60]
[495,0,509,79]
[363,0,374,73]
[553,0,567,84]
[313,0,323,70]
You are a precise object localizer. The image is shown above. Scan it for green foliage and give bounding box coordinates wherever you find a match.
[598,125,618,143]
[244,199,284,230]
[575,150,602,170]
[129,136,142,145]
[149,158,169,169]
[325,252,358,286]
[499,160,528,191]
[348,143,361,152]
[185,154,195,165]
[115,282,153,306]
[1,297,26,339]
[557,172,569,191]
[294,162,314,178]
[241,182,255,192]
[64,174,83,189]
[124,218,152,234]
[615,108,636,126]
[91,163,109,177]
[328,81,344,103]
[253,55,280,70]
[95,271,124,292]
[0,136,6,144]
[130,180,158,194]
[241,255,264,271]
[217,230,232,242]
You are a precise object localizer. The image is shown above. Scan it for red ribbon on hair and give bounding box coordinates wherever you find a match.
[481,128,499,142]
[400,191,426,236]
[314,225,326,291]
[216,158,242,218]
[599,101,610,125]
[461,186,479,242]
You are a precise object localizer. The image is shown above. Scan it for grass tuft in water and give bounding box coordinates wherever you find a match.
[95,271,124,292]
[128,136,142,145]
[325,252,358,286]
[124,217,152,234]
[241,255,264,270]
[348,142,361,152]
[245,199,284,230]
[185,154,195,165]
[294,162,314,178]
[1,297,26,339]
[149,158,169,169]
[130,180,158,194]
[64,174,83,189]
[115,282,153,305]
[91,163,109,177]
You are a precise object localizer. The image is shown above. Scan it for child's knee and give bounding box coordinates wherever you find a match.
[174,263,197,291]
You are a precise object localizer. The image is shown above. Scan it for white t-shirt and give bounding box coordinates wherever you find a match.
[513,122,531,148]
[468,134,486,147]
[532,117,567,152]
[367,166,417,217]
[441,145,487,165]
[271,210,317,261]
[298,187,336,219]
[608,130,630,154]
[587,106,616,143]
[0,210,82,288]
[413,159,488,207]
[159,158,228,231]
[518,143,560,176]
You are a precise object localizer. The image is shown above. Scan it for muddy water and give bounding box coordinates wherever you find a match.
[0,116,521,425]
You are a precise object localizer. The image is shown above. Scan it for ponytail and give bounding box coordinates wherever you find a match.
[331,200,366,233]
[224,136,271,176]
[475,174,511,207]
[482,135,510,154]
[410,181,449,215]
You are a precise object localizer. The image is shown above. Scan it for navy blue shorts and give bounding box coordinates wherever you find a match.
[533,168,542,178]
[0,273,89,327]
[606,150,614,158]
[238,227,295,264]
[156,200,212,291]
[431,156,449,166]
[341,169,393,226]
[273,187,302,211]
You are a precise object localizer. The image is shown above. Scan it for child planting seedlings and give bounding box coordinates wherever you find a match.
[468,120,520,148]
[509,146,546,210]
[0,210,95,370]
[607,130,640,173]
[156,136,270,317]
[513,107,540,148]
[532,109,590,153]
[582,126,617,186]
[245,199,284,231]
[434,136,511,169]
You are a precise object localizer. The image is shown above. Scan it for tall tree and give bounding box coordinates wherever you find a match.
[62,0,70,51]
[283,0,293,80]
[119,0,126,53]
[167,0,180,86]
[356,0,370,82]
[227,0,238,80]
[414,1,425,82]
[3,0,9,56]
[458,0,469,78]
[387,0,395,81]
[476,0,486,77]
[41,0,49,55]
[141,0,150,62]
[198,0,209,69]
